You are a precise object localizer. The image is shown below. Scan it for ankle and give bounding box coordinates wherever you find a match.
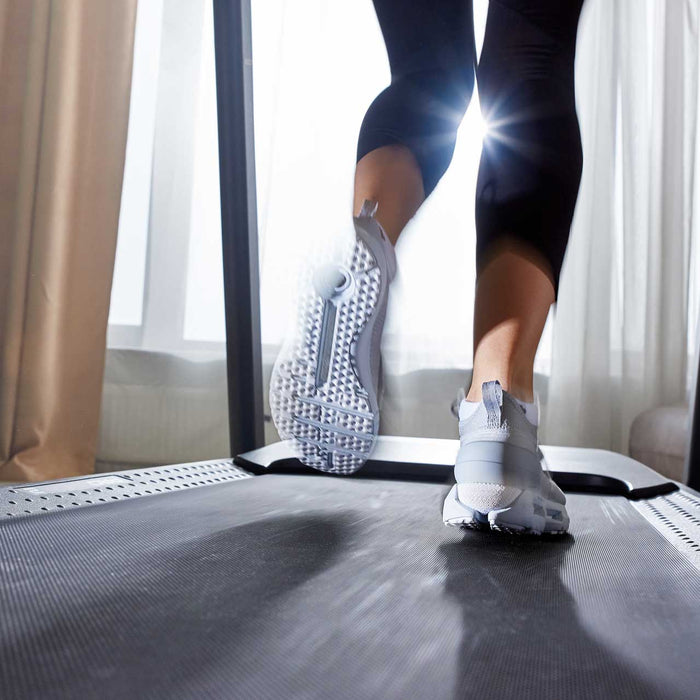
[466,375,534,403]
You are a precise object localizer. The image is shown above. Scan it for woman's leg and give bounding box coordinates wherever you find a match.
[468,0,585,403]
[353,145,424,246]
[469,241,557,402]
[270,1,476,473]
[354,0,476,245]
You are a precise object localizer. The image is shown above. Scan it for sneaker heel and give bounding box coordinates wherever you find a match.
[455,483,522,513]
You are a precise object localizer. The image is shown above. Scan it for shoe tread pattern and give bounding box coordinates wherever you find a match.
[270,237,381,474]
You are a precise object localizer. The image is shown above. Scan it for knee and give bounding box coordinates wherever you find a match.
[401,65,475,120]
[358,66,475,196]
[361,66,474,140]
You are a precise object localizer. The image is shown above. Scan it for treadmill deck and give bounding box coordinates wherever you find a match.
[2,454,700,700]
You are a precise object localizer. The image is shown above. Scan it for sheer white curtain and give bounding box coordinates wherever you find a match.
[110,0,225,349]
[102,0,228,468]
[255,0,489,374]
[107,0,700,465]
[253,0,700,448]
[545,0,700,452]
[253,0,555,439]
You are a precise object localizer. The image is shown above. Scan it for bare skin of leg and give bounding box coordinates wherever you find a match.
[467,240,555,404]
[353,146,554,405]
[353,144,425,245]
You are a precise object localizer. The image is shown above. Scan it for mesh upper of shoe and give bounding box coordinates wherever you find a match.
[458,390,538,453]
[458,382,566,505]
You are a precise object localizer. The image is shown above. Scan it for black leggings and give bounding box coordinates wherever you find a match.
[357,0,585,296]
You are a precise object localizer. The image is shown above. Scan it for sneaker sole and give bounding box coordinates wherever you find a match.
[442,483,570,536]
[269,228,388,474]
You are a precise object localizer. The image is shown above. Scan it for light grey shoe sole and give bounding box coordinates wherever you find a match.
[269,219,391,474]
[442,483,569,535]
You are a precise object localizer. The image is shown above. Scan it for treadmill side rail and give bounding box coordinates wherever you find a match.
[235,437,679,500]
[0,460,252,520]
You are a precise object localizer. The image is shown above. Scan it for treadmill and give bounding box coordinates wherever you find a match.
[2,2,700,698]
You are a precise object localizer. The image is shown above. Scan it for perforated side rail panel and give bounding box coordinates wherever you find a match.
[632,489,700,571]
[0,460,251,519]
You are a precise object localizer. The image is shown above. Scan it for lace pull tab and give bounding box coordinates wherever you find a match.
[482,380,503,429]
[359,199,379,218]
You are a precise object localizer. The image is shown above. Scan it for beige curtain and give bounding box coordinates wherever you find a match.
[0,0,137,482]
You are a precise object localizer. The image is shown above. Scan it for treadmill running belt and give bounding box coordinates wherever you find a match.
[2,473,699,699]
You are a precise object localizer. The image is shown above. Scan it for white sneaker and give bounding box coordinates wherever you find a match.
[443,380,569,535]
[269,200,396,474]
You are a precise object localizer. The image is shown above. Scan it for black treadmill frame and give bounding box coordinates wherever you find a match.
[687,332,700,489]
[213,0,265,455]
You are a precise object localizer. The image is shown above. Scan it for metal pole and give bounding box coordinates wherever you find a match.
[687,334,700,489]
[688,391,700,490]
[213,0,264,454]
